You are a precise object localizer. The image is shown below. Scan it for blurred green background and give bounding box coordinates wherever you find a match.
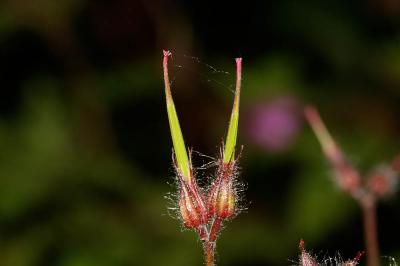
[0,0,400,265]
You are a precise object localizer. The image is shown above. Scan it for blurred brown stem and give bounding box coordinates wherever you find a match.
[305,106,383,266]
[361,196,380,266]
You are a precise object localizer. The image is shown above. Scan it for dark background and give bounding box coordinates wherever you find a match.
[0,0,399,265]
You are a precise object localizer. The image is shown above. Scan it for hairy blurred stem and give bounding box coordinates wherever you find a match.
[209,218,222,243]
[203,218,222,266]
[204,241,215,266]
[361,196,380,266]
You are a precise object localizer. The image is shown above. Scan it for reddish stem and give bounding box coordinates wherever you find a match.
[360,196,380,266]
[204,241,216,266]
[202,218,222,266]
[209,218,222,242]
[197,225,208,242]
[305,106,382,266]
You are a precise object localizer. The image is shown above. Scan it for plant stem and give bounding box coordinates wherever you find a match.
[197,225,208,242]
[361,195,380,266]
[204,241,215,266]
[202,218,222,266]
[209,218,222,242]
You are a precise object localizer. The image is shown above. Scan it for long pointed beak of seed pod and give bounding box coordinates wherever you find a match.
[304,105,343,164]
[223,58,242,163]
[163,50,191,181]
[304,106,362,194]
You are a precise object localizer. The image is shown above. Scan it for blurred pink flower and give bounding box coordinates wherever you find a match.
[246,97,301,152]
